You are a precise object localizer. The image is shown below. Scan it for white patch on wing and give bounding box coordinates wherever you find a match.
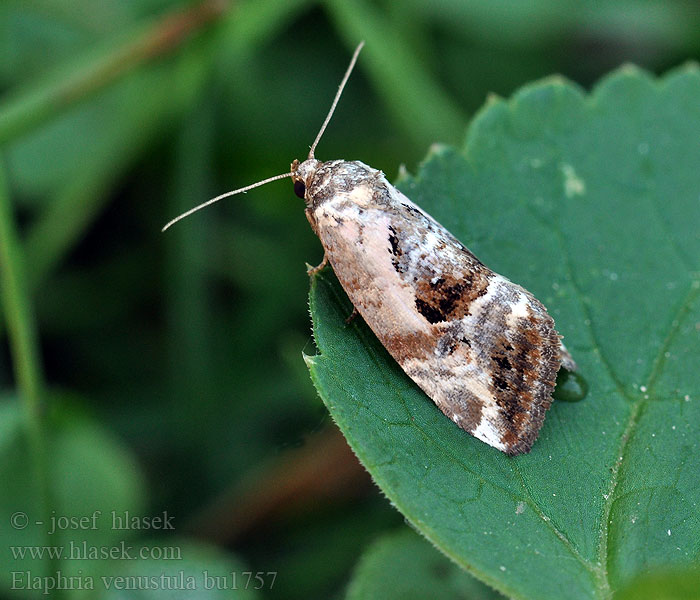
[463,276,501,322]
[348,184,375,208]
[472,417,506,450]
[505,289,530,326]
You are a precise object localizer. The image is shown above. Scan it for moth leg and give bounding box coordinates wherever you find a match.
[345,307,359,325]
[306,254,329,276]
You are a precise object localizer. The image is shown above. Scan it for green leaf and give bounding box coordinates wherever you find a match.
[307,64,700,599]
[613,565,700,600]
[346,527,505,600]
[0,396,147,595]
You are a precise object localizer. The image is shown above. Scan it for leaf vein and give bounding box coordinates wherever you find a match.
[596,281,700,595]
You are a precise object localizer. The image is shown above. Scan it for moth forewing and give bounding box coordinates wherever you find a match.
[295,159,569,455]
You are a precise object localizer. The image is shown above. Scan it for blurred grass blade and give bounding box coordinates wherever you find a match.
[0,159,44,426]
[324,0,466,147]
[219,0,315,56]
[0,0,227,145]
[0,158,56,580]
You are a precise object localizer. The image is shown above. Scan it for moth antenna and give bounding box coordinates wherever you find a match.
[161,172,293,232]
[162,42,364,232]
[308,41,365,159]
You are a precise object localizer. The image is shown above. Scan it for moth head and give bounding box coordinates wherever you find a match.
[291,158,322,204]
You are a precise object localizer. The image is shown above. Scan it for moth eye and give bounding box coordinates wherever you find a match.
[294,180,306,199]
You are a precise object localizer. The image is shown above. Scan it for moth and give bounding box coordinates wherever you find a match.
[164,42,576,455]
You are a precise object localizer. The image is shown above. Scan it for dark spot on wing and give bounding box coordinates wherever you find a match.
[414,271,489,324]
[388,225,401,257]
[492,373,509,391]
[493,355,511,370]
[415,298,446,324]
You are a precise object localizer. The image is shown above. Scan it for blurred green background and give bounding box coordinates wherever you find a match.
[1,1,699,598]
